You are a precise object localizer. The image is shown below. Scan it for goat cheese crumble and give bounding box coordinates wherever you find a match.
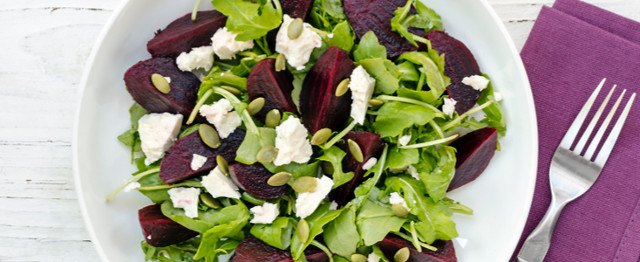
[295,176,334,218]
[462,75,490,91]
[168,187,201,218]
[398,134,411,146]
[362,157,378,171]
[190,154,207,171]
[349,66,376,125]
[275,15,322,70]
[123,182,141,192]
[368,252,381,262]
[250,203,279,224]
[389,192,410,211]
[199,98,242,139]
[211,27,254,60]
[138,113,183,165]
[176,46,215,72]
[201,166,241,199]
[442,97,457,118]
[273,117,313,166]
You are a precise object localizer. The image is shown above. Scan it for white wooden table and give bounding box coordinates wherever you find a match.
[1,0,638,261]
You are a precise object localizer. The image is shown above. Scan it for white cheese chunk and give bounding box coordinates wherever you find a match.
[398,134,411,146]
[274,117,313,166]
[368,252,381,262]
[348,66,376,125]
[329,201,338,210]
[389,192,410,211]
[211,27,254,60]
[362,157,377,171]
[250,202,279,224]
[168,187,201,218]
[462,75,490,91]
[190,154,207,171]
[494,91,503,102]
[138,113,183,165]
[295,176,334,218]
[275,15,322,70]
[199,98,242,139]
[407,165,420,180]
[201,166,241,199]
[164,77,172,83]
[123,182,141,192]
[176,46,215,72]
[442,97,457,118]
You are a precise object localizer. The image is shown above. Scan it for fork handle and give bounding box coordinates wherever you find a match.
[517,197,568,262]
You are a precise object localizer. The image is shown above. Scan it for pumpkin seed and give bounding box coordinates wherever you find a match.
[247,98,265,115]
[392,203,409,218]
[297,219,310,243]
[200,194,221,209]
[151,73,171,94]
[335,78,350,97]
[321,161,335,175]
[216,155,229,175]
[220,85,242,95]
[310,128,332,145]
[347,139,364,162]
[267,172,292,186]
[257,146,278,164]
[287,18,304,40]
[265,109,281,128]
[199,124,220,149]
[292,176,317,193]
[275,53,286,72]
[350,254,367,262]
[368,99,384,106]
[394,247,410,262]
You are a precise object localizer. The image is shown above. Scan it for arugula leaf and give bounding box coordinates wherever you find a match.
[324,205,359,257]
[386,146,419,170]
[193,202,250,261]
[390,0,441,46]
[211,0,283,41]
[250,217,295,250]
[358,58,400,94]
[325,21,355,52]
[353,31,387,61]
[477,74,506,136]
[264,161,320,180]
[118,103,148,161]
[398,52,449,100]
[161,201,228,234]
[356,200,406,246]
[317,146,354,188]
[308,0,346,31]
[179,124,201,138]
[290,203,342,259]
[416,146,456,202]
[137,173,171,203]
[198,70,248,100]
[397,88,441,106]
[398,61,419,82]
[414,1,443,31]
[141,238,203,262]
[373,101,438,138]
[235,127,276,164]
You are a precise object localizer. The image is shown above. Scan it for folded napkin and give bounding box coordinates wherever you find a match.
[512,0,640,261]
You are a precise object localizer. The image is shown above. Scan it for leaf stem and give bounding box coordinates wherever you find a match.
[324,120,357,149]
[442,101,493,130]
[310,240,334,262]
[187,89,214,125]
[410,221,422,252]
[376,95,444,117]
[400,134,458,149]
[429,120,444,139]
[137,181,203,191]
[106,167,160,202]
[392,231,437,251]
[191,0,202,21]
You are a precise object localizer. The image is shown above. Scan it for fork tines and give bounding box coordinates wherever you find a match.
[559,78,636,165]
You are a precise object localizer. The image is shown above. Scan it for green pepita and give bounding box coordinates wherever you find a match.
[287,18,304,40]
[220,85,242,95]
[394,247,410,262]
[310,128,332,145]
[200,194,221,209]
[350,254,368,262]
[335,78,350,97]
[265,109,281,128]
[247,98,265,116]
[368,99,384,106]
[392,203,409,218]
[275,53,286,72]
[216,155,229,175]
[297,219,310,243]
[292,176,317,193]
[199,124,221,149]
[151,73,171,94]
[267,172,292,187]
[257,146,278,164]
[348,139,364,162]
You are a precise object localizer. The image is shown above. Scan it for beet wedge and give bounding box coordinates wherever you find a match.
[426,30,482,114]
[376,234,457,262]
[124,57,200,117]
[229,163,288,199]
[231,235,329,262]
[447,128,498,191]
[138,204,198,247]
[344,0,418,58]
[247,58,297,120]
[147,10,227,58]
[281,0,314,21]
[159,129,245,184]
[299,46,355,134]
[330,131,385,206]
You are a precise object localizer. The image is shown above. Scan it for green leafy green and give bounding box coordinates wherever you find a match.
[477,74,506,136]
[317,146,354,188]
[308,0,346,31]
[179,124,201,138]
[161,201,228,234]
[198,69,248,100]
[117,103,148,161]
[324,205,359,257]
[325,21,355,52]
[398,51,449,100]
[390,0,441,46]
[235,127,276,164]
[356,200,406,245]
[398,61,419,82]
[290,203,342,259]
[416,146,456,202]
[373,101,439,138]
[250,217,295,250]
[264,161,320,180]
[358,58,401,94]
[386,146,419,170]
[353,31,387,61]
[397,88,440,106]
[193,202,250,261]
[137,173,171,203]
[211,0,283,41]
[141,238,203,262]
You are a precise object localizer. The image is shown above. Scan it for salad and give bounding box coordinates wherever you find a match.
[111,0,506,261]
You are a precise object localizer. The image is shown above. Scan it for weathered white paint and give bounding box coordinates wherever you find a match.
[1,0,637,261]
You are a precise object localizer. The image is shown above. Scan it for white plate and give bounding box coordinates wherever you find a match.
[73,0,538,261]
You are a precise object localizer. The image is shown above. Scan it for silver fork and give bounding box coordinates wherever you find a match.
[517,78,636,262]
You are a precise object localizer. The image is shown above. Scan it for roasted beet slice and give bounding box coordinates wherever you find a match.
[147,10,227,58]
[330,131,385,206]
[124,57,200,117]
[231,235,329,262]
[426,30,482,114]
[376,234,457,262]
[281,0,313,20]
[229,163,288,199]
[344,0,418,58]
[447,128,498,191]
[159,129,245,184]
[299,46,355,133]
[138,204,198,247]
[247,58,297,120]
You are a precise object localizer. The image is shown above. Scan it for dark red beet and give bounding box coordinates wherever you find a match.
[426,30,482,114]
[159,129,245,184]
[147,10,227,58]
[124,57,200,118]
[330,131,385,206]
[299,46,355,133]
[138,204,198,247]
[344,0,418,58]
[376,234,457,262]
[281,0,314,21]
[247,58,297,121]
[228,163,288,199]
[447,128,498,191]
[231,235,329,262]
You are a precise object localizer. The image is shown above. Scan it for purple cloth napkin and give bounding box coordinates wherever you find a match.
[512,0,640,261]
